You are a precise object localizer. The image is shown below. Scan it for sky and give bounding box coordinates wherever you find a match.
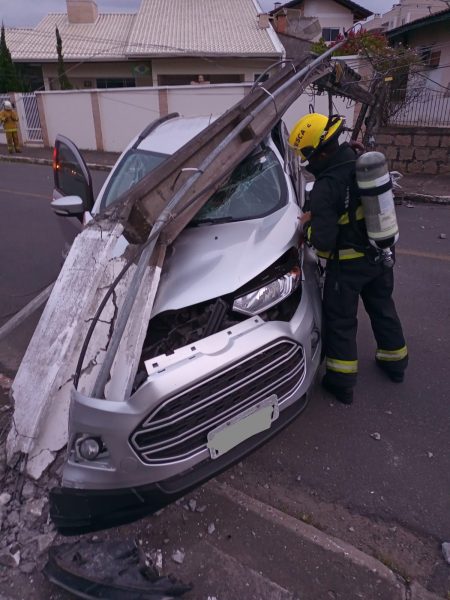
[1,0,396,28]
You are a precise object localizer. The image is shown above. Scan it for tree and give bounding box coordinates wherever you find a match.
[312,30,421,142]
[56,27,73,90]
[0,23,21,92]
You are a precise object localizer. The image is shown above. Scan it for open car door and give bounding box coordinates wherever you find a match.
[52,134,95,213]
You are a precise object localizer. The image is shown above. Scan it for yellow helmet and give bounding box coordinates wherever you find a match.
[288,113,344,161]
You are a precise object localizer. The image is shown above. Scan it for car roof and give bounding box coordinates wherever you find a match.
[136,115,219,156]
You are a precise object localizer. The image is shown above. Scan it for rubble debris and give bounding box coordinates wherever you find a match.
[172,550,185,565]
[0,374,12,390]
[36,533,57,555]
[44,539,192,598]
[196,505,207,514]
[21,481,36,500]
[188,499,197,512]
[19,562,35,575]
[207,523,216,535]
[438,233,447,239]
[0,550,20,568]
[442,542,450,564]
[0,493,11,506]
[427,451,434,458]
[370,432,381,441]
[155,549,163,572]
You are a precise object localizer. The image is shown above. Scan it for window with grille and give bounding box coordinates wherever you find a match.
[420,47,441,69]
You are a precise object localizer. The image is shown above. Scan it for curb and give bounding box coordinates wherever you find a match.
[0,153,113,172]
[400,192,450,206]
[397,192,450,206]
[210,480,407,599]
[209,481,446,600]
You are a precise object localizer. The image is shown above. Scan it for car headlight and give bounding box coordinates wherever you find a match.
[232,266,301,316]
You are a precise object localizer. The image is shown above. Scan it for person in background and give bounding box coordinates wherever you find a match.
[0,100,21,154]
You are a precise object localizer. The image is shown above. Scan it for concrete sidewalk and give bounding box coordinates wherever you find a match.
[0,143,119,171]
[1,143,449,204]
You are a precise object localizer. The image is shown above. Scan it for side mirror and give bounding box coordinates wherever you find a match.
[51,195,84,216]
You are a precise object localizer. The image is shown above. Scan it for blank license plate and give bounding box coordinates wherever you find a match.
[207,395,279,459]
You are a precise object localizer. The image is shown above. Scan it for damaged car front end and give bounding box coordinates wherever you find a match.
[49,116,322,534]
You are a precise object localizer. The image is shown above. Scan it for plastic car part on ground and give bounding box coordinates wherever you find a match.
[43,538,192,599]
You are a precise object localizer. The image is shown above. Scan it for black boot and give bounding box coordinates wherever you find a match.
[321,376,353,405]
[376,361,404,383]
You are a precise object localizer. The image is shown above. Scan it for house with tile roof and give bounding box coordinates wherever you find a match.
[5,0,285,91]
[269,0,372,45]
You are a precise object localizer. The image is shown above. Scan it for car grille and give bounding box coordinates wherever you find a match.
[129,339,305,465]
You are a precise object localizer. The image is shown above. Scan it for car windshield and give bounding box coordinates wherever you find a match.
[101,149,169,210]
[191,147,287,224]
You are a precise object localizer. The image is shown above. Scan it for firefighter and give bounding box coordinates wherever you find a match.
[289,112,408,404]
[0,100,21,153]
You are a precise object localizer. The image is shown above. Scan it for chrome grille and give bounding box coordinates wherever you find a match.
[130,339,305,465]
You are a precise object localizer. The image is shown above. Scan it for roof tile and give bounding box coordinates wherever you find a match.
[7,14,135,61]
[126,0,280,56]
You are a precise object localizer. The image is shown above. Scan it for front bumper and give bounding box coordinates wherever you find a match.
[50,395,310,535]
[50,276,321,534]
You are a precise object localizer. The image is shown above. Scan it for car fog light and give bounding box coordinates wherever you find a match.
[78,437,101,461]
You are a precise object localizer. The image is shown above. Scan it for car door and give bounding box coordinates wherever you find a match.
[52,135,95,258]
[53,134,95,211]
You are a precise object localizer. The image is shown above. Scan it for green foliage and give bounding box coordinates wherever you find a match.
[311,38,328,55]
[56,27,73,90]
[0,24,21,92]
[313,29,419,92]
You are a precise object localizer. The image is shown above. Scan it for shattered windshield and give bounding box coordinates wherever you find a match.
[101,149,169,210]
[192,147,287,224]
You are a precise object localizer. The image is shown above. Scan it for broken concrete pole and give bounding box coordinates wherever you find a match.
[6,220,124,478]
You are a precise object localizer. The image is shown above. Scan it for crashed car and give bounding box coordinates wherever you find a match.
[49,114,323,533]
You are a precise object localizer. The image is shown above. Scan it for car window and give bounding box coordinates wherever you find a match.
[100,149,169,210]
[192,147,287,224]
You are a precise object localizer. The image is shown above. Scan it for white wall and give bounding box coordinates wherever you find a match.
[167,85,248,118]
[40,90,96,149]
[303,0,353,31]
[98,89,160,152]
[37,83,356,152]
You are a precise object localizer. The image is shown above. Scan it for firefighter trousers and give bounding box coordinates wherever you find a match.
[323,256,408,390]
[5,130,21,153]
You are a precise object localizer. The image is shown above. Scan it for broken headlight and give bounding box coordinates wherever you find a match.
[232,266,301,316]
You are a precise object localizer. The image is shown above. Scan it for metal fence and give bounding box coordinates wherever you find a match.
[389,87,450,127]
[19,93,43,142]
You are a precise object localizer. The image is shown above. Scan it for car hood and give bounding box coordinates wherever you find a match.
[152,203,300,315]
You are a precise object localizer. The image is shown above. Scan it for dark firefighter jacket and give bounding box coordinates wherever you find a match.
[304,142,368,260]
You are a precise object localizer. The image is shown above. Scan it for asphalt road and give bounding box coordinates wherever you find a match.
[0,162,108,370]
[1,161,449,595]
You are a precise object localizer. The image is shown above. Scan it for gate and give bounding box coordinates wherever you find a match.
[19,93,43,143]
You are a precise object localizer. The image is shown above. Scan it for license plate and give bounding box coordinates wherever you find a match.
[207,395,279,459]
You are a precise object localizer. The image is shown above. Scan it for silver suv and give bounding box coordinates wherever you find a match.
[49,114,322,534]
